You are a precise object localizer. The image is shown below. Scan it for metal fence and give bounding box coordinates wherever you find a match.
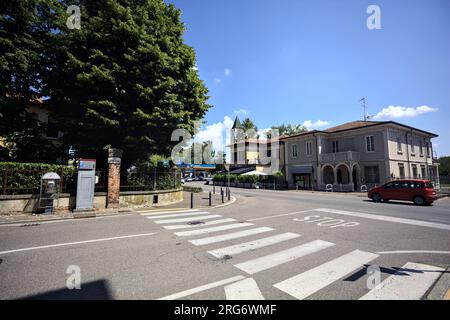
[0,167,181,196]
[0,168,76,195]
[120,170,181,191]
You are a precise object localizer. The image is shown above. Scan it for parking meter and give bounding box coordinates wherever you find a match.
[39,172,61,214]
[75,159,96,211]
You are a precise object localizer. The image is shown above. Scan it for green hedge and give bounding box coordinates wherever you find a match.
[0,162,76,195]
[182,185,203,193]
[213,173,282,184]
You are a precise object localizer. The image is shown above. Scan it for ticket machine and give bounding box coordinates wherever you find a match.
[75,159,96,211]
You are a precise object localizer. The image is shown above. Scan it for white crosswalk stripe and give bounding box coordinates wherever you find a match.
[154,215,222,224]
[208,233,301,259]
[359,262,445,300]
[163,218,237,230]
[140,209,199,216]
[273,249,379,299]
[146,211,210,219]
[189,227,274,246]
[234,240,335,275]
[224,278,265,300]
[174,223,254,237]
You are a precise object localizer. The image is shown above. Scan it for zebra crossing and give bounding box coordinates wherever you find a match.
[141,209,445,300]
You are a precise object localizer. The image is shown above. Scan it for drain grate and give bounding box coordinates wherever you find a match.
[20,223,40,227]
[187,221,205,225]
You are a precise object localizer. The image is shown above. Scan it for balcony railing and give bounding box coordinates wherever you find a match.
[319,151,360,163]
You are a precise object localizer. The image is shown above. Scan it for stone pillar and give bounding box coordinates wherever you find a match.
[107,148,123,209]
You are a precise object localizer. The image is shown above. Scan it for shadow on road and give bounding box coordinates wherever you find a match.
[20,279,113,300]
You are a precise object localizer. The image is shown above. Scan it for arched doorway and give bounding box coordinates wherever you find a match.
[336,164,350,184]
[322,165,334,185]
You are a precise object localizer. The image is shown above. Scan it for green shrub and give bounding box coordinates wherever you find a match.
[183,186,203,193]
[0,162,76,195]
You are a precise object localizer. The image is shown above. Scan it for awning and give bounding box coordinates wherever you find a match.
[290,165,313,174]
[241,170,269,176]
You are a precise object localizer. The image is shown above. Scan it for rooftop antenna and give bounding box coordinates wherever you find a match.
[360,97,368,121]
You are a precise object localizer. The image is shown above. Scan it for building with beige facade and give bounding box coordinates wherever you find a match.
[280,120,440,191]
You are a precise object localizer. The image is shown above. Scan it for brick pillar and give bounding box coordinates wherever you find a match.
[107,148,123,209]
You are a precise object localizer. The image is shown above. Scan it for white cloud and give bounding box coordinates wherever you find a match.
[302,120,331,130]
[373,105,438,119]
[213,78,221,84]
[194,116,234,154]
[224,68,232,77]
[233,108,248,116]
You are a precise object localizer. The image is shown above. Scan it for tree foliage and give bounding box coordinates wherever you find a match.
[439,156,450,175]
[1,0,211,167]
[271,123,307,137]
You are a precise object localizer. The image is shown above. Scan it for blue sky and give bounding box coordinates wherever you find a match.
[167,0,450,156]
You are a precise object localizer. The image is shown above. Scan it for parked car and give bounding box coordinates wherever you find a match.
[203,177,213,184]
[184,177,194,182]
[368,179,437,205]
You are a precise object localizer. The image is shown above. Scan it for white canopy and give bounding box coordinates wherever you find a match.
[241,170,269,176]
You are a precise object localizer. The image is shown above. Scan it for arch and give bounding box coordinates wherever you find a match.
[336,163,350,184]
[322,164,334,185]
[351,163,361,191]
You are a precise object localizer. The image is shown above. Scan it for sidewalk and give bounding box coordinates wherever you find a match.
[0,191,234,225]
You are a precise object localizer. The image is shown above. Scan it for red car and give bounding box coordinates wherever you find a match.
[368,179,437,205]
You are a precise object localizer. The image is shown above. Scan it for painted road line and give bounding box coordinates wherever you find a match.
[189,227,274,246]
[235,240,335,275]
[377,250,450,255]
[247,210,313,222]
[359,262,445,300]
[140,209,199,216]
[146,211,210,219]
[174,223,254,237]
[208,233,301,259]
[273,249,379,300]
[0,232,157,255]
[224,278,265,300]
[154,215,222,224]
[157,275,245,300]
[163,218,237,230]
[314,208,450,231]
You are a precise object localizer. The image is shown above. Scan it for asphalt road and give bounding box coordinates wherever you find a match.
[1,184,449,300]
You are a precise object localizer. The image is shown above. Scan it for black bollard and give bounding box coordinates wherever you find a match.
[190,192,194,209]
[209,191,212,206]
[228,188,230,201]
[221,190,224,203]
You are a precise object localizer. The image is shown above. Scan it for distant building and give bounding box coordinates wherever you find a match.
[281,120,440,191]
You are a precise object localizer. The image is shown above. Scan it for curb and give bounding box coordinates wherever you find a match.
[214,196,237,208]
[426,266,450,300]
[0,210,134,226]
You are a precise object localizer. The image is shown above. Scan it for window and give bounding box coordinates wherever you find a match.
[364,166,379,183]
[398,163,405,179]
[366,136,375,152]
[410,138,415,155]
[332,140,339,153]
[426,142,431,157]
[419,140,424,157]
[306,141,312,156]
[421,165,426,179]
[412,164,418,179]
[397,136,402,153]
[292,144,298,158]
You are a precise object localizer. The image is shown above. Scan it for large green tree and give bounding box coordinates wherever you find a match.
[0,0,63,162]
[439,156,450,176]
[271,123,307,137]
[46,0,211,168]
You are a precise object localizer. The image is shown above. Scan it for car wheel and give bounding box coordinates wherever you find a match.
[372,193,382,202]
[413,196,425,206]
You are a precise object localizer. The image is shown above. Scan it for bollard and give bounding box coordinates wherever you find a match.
[221,190,224,203]
[209,191,212,207]
[221,187,223,195]
[213,186,215,194]
[228,188,230,201]
[190,192,194,209]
